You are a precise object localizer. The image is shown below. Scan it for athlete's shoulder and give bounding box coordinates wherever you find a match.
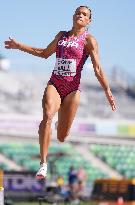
[85,33,98,49]
[55,31,66,40]
[86,33,97,44]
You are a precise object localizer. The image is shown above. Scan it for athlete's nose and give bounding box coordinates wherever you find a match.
[79,13,83,17]
[77,15,83,20]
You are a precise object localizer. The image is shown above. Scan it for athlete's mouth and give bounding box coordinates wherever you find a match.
[76,18,83,22]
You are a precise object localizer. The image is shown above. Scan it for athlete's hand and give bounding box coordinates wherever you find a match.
[4,37,19,49]
[105,89,116,111]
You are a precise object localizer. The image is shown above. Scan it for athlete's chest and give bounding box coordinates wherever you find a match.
[57,34,86,59]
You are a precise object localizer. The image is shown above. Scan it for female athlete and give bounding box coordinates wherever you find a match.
[4,5,116,179]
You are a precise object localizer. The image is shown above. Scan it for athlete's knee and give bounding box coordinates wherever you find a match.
[38,112,53,134]
[57,137,66,143]
[57,132,69,143]
[43,110,53,124]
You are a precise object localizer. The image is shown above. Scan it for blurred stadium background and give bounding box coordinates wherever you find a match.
[0,53,135,205]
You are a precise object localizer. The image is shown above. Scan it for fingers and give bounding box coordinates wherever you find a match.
[111,101,116,111]
[4,40,11,49]
[110,97,116,111]
[4,40,12,44]
[4,37,14,49]
[4,37,13,44]
[105,90,116,111]
[9,36,13,41]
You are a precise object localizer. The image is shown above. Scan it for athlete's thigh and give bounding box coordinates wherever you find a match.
[42,84,61,116]
[57,90,80,135]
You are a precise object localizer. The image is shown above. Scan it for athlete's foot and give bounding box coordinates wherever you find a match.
[36,163,47,179]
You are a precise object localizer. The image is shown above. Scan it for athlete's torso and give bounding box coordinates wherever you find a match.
[50,30,89,83]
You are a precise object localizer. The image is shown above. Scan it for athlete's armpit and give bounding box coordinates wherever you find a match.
[41,31,65,59]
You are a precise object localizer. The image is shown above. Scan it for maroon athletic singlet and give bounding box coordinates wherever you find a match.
[49,30,89,102]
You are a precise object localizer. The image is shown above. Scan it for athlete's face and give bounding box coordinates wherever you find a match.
[73,7,91,28]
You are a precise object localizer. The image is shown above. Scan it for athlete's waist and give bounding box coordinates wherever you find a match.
[49,74,81,84]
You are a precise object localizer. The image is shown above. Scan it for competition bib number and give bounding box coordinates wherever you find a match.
[53,58,76,77]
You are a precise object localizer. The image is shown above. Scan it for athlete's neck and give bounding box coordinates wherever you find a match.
[69,27,86,37]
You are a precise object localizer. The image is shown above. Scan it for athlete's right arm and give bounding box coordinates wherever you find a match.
[4,31,63,59]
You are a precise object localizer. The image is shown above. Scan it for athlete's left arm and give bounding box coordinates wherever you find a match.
[85,34,116,111]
